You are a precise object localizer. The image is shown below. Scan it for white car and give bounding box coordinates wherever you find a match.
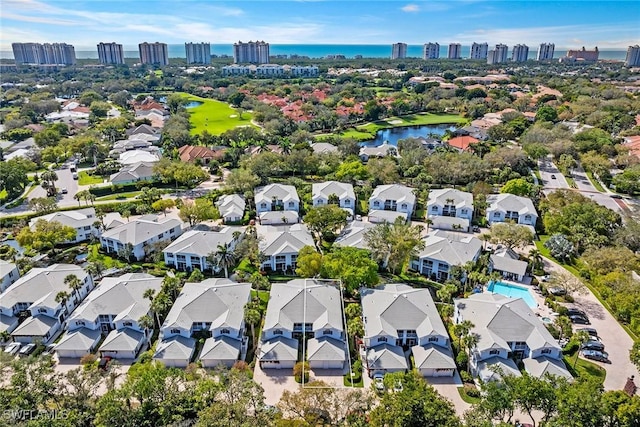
[18,343,36,357]
[373,373,385,391]
[4,342,22,355]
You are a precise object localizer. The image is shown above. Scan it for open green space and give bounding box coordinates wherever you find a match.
[563,355,606,383]
[78,171,104,185]
[176,92,256,135]
[95,191,141,201]
[585,171,606,192]
[87,244,126,269]
[457,386,481,404]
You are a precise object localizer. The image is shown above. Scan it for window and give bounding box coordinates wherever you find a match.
[166,253,174,258]
[489,349,500,355]
[38,308,47,313]
[377,337,387,343]
[221,328,230,334]
[344,199,351,206]
[323,330,333,335]
[428,337,438,342]
[401,203,407,209]
[76,321,85,326]
[170,328,180,334]
[261,203,267,209]
[541,348,552,354]
[84,226,91,230]
[493,212,500,218]
[524,215,531,221]
[431,206,438,212]
[157,233,164,239]
[288,201,294,207]
[461,209,467,215]
[373,201,380,207]
[317,199,324,205]
[123,321,132,327]
[274,330,283,335]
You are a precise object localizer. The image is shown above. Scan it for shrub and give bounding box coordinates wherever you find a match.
[293,361,310,383]
[80,353,97,365]
[233,360,250,372]
[460,371,473,383]
[464,383,480,398]
[563,340,579,355]
[556,305,569,316]
[456,352,469,370]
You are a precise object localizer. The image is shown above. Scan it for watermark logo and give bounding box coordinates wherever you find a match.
[2,409,69,421]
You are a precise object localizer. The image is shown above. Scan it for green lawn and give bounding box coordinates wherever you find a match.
[87,244,126,269]
[585,171,606,192]
[78,171,104,186]
[563,355,606,383]
[96,191,141,201]
[0,189,7,200]
[457,386,481,404]
[176,92,256,135]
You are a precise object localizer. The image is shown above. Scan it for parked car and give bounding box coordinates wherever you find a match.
[610,194,622,199]
[72,172,78,180]
[18,343,36,357]
[541,275,551,282]
[570,314,590,325]
[393,380,403,393]
[355,214,362,221]
[576,327,598,338]
[4,342,22,355]
[98,356,112,371]
[581,340,605,352]
[548,286,566,296]
[551,174,556,179]
[582,349,610,363]
[61,187,68,194]
[566,308,586,317]
[373,373,385,391]
[472,225,480,233]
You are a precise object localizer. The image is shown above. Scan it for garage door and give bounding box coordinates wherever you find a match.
[432,368,454,377]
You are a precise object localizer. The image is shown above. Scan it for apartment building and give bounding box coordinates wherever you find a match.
[448,43,462,59]
[423,42,440,59]
[139,42,169,66]
[233,40,270,64]
[537,43,555,61]
[12,42,76,65]
[469,42,488,60]
[625,45,640,67]
[391,43,408,59]
[97,42,124,64]
[487,44,509,64]
[512,44,529,62]
[185,42,211,64]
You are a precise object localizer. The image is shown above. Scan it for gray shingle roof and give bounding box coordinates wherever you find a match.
[259,336,298,361]
[522,356,572,380]
[477,356,522,382]
[259,211,299,224]
[411,344,456,369]
[312,181,355,201]
[370,184,415,206]
[161,279,251,332]
[69,273,162,324]
[255,184,299,205]
[307,337,346,362]
[153,335,196,361]
[263,279,343,332]
[415,230,482,266]
[311,142,338,154]
[99,328,145,352]
[101,217,181,246]
[200,336,241,361]
[0,260,17,279]
[257,224,314,256]
[487,194,537,216]
[366,343,408,370]
[110,161,156,183]
[368,210,408,223]
[216,195,246,219]
[163,228,243,258]
[12,315,57,336]
[427,189,473,209]
[29,208,96,229]
[54,327,102,352]
[490,249,528,276]
[334,221,375,250]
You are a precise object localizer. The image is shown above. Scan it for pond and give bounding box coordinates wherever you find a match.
[184,101,203,109]
[360,124,457,147]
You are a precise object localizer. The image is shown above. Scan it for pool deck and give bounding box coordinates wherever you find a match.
[487,279,558,320]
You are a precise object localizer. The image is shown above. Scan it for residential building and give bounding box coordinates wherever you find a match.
[512,44,529,62]
[423,42,440,59]
[486,194,538,228]
[257,64,284,76]
[163,228,243,272]
[391,43,407,59]
[565,46,599,62]
[259,279,346,370]
[288,65,319,77]
[12,42,76,65]
[118,149,160,165]
[255,183,300,214]
[359,142,398,162]
[222,64,318,77]
[446,135,479,151]
[312,181,356,217]
[368,184,415,223]
[110,161,156,185]
[97,42,124,65]
[426,189,474,232]
[216,195,246,224]
[489,248,529,282]
[448,43,462,59]
[469,42,488,60]
[454,293,571,381]
[233,40,270,64]
[154,279,251,368]
[537,43,555,61]
[55,273,162,359]
[138,42,169,66]
[487,44,508,64]
[0,261,20,293]
[100,216,182,261]
[28,208,117,244]
[625,45,640,67]
[257,224,314,273]
[334,220,375,250]
[185,42,211,64]
[310,142,338,154]
[178,145,223,164]
[362,284,455,377]
[410,230,482,281]
[0,264,94,344]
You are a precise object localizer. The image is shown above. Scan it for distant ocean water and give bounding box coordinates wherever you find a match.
[0,44,629,61]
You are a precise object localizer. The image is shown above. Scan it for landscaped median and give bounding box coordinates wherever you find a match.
[175,92,257,135]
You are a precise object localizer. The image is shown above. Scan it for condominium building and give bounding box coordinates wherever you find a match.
[469,42,488,60]
[537,43,555,61]
[512,44,529,62]
[625,45,640,67]
[185,42,211,64]
[565,47,599,62]
[448,43,462,59]
[97,42,124,65]
[487,44,508,65]
[12,42,76,65]
[138,42,169,66]
[391,43,408,59]
[233,40,270,64]
[423,43,440,59]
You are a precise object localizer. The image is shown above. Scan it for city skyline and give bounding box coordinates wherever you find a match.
[1,0,638,50]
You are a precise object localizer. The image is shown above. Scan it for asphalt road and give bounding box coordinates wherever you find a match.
[538,159,570,193]
[570,166,623,213]
[28,166,80,208]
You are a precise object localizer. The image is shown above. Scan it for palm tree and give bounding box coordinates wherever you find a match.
[0,330,10,344]
[453,320,474,350]
[573,331,591,368]
[528,248,544,273]
[461,332,479,374]
[86,261,105,280]
[55,291,70,306]
[162,275,181,301]
[74,192,83,207]
[424,218,433,233]
[138,315,154,335]
[64,274,82,302]
[41,170,58,195]
[143,289,160,330]
[209,243,236,278]
[244,305,261,351]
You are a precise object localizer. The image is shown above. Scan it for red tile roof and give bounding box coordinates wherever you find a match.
[446,136,479,151]
[178,145,224,162]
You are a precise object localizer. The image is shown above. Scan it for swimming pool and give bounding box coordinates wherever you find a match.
[486,281,537,308]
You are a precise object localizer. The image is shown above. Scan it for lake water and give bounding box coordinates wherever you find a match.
[185,101,203,109]
[361,124,456,147]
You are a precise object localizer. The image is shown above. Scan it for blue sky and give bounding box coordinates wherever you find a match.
[1,0,639,50]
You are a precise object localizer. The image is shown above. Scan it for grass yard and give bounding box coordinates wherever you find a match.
[585,171,606,192]
[563,355,606,383]
[78,171,104,185]
[0,189,7,200]
[87,244,126,269]
[457,386,481,404]
[176,92,256,135]
[96,191,141,201]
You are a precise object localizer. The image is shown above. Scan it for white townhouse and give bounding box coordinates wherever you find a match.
[361,284,456,377]
[333,220,375,250]
[368,184,416,223]
[489,248,530,282]
[55,273,162,359]
[257,224,314,273]
[216,195,246,224]
[163,227,244,272]
[154,279,251,368]
[28,208,123,244]
[410,230,482,282]
[454,293,571,382]
[427,189,474,232]
[259,279,346,370]
[0,260,20,292]
[486,194,538,229]
[312,181,356,218]
[110,161,156,185]
[100,215,183,261]
[0,264,94,344]
[255,184,300,215]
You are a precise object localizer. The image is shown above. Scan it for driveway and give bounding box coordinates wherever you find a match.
[542,258,640,393]
[253,364,299,405]
[29,167,79,207]
[427,373,471,415]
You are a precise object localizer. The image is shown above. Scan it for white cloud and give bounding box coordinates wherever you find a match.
[401,4,420,12]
